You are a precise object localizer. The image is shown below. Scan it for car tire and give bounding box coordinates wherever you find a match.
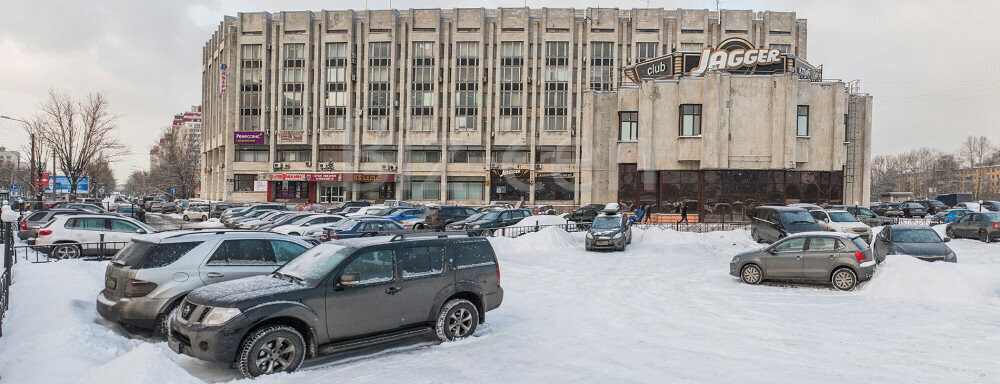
[979,230,990,243]
[946,227,956,239]
[414,223,424,230]
[182,215,190,221]
[435,299,479,342]
[237,325,306,378]
[52,244,81,260]
[155,300,182,337]
[740,264,763,285]
[831,268,858,291]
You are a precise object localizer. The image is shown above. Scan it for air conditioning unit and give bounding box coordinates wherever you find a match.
[381,164,388,170]
[318,163,327,169]
[527,76,532,84]
[305,161,312,167]
[535,164,542,170]
[283,163,290,170]
[393,100,400,108]
[273,162,282,169]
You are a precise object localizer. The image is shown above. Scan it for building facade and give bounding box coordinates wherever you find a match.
[200,8,871,214]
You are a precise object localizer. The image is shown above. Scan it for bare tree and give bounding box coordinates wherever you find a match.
[124,170,153,196]
[34,90,128,197]
[86,158,117,198]
[957,135,993,168]
[150,127,200,198]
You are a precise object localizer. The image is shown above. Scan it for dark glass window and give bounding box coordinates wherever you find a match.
[398,246,445,277]
[448,241,495,267]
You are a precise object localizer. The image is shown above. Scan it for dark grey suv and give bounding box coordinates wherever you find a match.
[168,235,503,377]
[945,211,1000,242]
[730,232,875,291]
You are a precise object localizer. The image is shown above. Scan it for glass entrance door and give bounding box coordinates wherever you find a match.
[321,185,345,203]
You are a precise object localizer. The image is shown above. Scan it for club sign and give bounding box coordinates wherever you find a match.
[690,38,781,75]
[623,38,795,82]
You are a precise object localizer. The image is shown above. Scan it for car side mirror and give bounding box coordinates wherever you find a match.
[766,248,776,255]
[943,237,951,243]
[135,229,146,234]
[339,272,360,286]
[824,218,830,223]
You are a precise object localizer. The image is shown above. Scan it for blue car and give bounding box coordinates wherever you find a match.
[931,209,973,225]
[386,208,426,222]
[321,217,402,240]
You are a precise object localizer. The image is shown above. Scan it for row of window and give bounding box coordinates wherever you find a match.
[233,147,576,164]
[617,105,811,141]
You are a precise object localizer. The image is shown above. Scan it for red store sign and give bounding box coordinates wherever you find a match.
[260,172,396,182]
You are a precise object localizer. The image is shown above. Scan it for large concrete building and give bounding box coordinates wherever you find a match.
[200,7,872,218]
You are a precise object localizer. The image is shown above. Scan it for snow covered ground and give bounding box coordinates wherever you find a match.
[1,227,999,383]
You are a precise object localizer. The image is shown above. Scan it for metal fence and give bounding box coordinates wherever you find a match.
[633,221,752,232]
[11,240,131,263]
[2,222,13,337]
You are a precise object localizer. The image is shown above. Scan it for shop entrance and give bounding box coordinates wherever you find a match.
[321,185,346,203]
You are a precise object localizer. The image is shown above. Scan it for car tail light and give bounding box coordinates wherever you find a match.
[38,229,52,236]
[855,252,867,262]
[124,279,158,297]
[496,265,501,287]
[20,221,27,230]
[994,222,999,230]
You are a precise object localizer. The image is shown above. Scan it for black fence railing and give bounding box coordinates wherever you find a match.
[12,240,131,263]
[2,221,14,338]
[633,221,752,232]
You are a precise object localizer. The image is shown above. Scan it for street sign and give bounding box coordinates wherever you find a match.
[9,184,17,190]
[171,188,178,194]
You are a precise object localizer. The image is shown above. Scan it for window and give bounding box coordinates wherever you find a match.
[270,240,307,263]
[325,115,346,131]
[398,246,445,278]
[449,150,485,163]
[240,44,263,129]
[807,237,841,251]
[491,149,529,164]
[319,147,353,163]
[797,106,809,136]
[282,115,303,131]
[636,42,658,61]
[771,44,791,54]
[236,148,268,162]
[590,42,613,91]
[360,149,397,163]
[233,174,256,192]
[448,177,484,200]
[536,146,574,164]
[342,249,394,284]
[110,219,141,233]
[405,179,441,200]
[773,237,807,252]
[207,239,272,265]
[278,149,310,162]
[679,104,702,136]
[410,116,435,132]
[498,117,521,132]
[68,217,106,230]
[412,91,434,107]
[679,43,703,52]
[455,116,477,131]
[448,242,495,268]
[619,112,638,141]
[368,42,391,119]
[406,150,440,163]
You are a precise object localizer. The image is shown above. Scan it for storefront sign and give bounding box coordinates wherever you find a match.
[279,132,304,142]
[623,38,797,82]
[220,63,227,93]
[259,172,396,182]
[535,172,574,178]
[491,169,529,178]
[234,131,264,144]
[253,180,268,191]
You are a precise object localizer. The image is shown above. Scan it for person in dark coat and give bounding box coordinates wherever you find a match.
[680,204,689,224]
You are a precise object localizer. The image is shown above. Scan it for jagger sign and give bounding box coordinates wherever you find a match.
[690,38,781,75]
[623,37,795,82]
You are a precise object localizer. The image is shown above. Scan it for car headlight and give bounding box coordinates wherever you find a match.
[947,252,956,260]
[586,232,594,239]
[731,256,740,264]
[201,307,242,326]
[613,232,623,239]
[472,225,481,229]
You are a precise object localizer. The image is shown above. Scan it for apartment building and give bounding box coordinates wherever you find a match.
[200,8,869,212]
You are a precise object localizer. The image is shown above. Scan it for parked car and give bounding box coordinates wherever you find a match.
[827,205,893,227]
[168,235,503,377]
[225,210,277,228]
[98,230,313,335]
[565,204,605,225]
[872,225,956,263]
[945,211,1000,242]
[730,232,875,291]
[930,209,972,225]
[32,215,157,258]
[464,208,533,236]
[750,206,823,244]
[385,208,425,222]
[445,212,488,231]
[788,203,824,211]
[586,204,632,251]
[16,208,91,240]
[900,202,927,218]
[223,204,292,225]
[346,205,390,217]
[526,205,555,215]
[873,202,904,217]
[325,200,372,214]
[476,204,512,212]
[905,200,949,215]
[210,203,232,218]
[115,204,146,223]
[383,200,413,208]
[808,210,873,242]
[254,213,317,231]
[400,217,426,230]
[271,215,345,235]
[182,205,210,221]
[238,211,294,229]
[149,201,165,213]
[982,201,1000,211]
[322,217,403,240]
[296,203,328,213]
[419,205,478,230]
[954,202,985,211]
[161,201,180,214]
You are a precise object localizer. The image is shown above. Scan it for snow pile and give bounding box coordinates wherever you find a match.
[511,215,568,227]
[489,226,583,254]
[184,218,225,229]
[860,255,1000,306]
[77,344,202,384]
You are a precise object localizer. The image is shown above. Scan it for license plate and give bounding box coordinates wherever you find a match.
[597,241,611,245]
[105,278,116,290]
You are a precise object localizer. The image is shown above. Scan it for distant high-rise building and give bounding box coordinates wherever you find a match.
[150,106,202,170]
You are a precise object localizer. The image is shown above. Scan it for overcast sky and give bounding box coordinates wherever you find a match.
[1,0,998,181]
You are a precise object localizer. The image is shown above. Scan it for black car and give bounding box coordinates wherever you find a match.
[445,212,489,231]
[900,202,927,218]
[873,225,956,263]
[905,200,949,215]
[168,235,503,377]
[566,204,605,224]
[828,205,894,227]
[464,208,532,236]
[873,202,904,217]
[419,205,478,230]
[750,206,823,243]
[945,211,1000,242]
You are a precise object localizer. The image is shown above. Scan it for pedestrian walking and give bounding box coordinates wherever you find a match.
[680,204,689,224]
[632,207,645,224]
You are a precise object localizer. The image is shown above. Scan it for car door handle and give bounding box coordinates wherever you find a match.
[385,286,401,295]
[795,256,802,260]
[206,272,224,278]
[829,255,836,259]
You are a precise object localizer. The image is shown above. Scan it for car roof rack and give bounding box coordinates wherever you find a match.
[163,229,277,239]
[389,232,470,242]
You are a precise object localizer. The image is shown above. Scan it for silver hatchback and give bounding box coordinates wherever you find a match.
[96,230,313,334]
[730,232,876,291]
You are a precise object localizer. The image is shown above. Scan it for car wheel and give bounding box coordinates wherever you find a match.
[435,298,479,342]
[414,223,424,230]
[740,264,763,285]
[237,325,306,378]
[182,215,190,221]
[155,300,182,337]
[52,244,81,260]
[831,268,858,291]
[946,227,956,239]
[979,230,990,243]
[751,229,761,243]
[586,245,593,251]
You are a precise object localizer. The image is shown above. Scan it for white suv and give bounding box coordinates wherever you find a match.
[271,214,345,235]
[34,214,157,259]
[96,230,314,334]
[809,209,873,242]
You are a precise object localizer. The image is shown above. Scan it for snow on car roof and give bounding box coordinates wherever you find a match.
[786,231,860,239]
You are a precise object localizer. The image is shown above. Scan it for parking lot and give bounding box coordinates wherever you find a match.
[1,224,998,383]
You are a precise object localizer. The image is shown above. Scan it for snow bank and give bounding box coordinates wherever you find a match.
[512,215,568,227]
[489,227,583,254]
[77,343,202,384]
[860,255,1000,306]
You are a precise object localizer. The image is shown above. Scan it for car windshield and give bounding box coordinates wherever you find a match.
[276,244,353,284]
[929,201,946,207]
[891,229,942,243]
[828,212,859,222]
[858,208,875,216]
[779,211,816,224]
[591,216,622,229]
[287,215,316,225]
[334,219,359,230]
[906,203,923,208]
[463,212,487,222]
[481,212,500,221]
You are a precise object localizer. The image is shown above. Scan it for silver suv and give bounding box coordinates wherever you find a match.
[97,230,314,335]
